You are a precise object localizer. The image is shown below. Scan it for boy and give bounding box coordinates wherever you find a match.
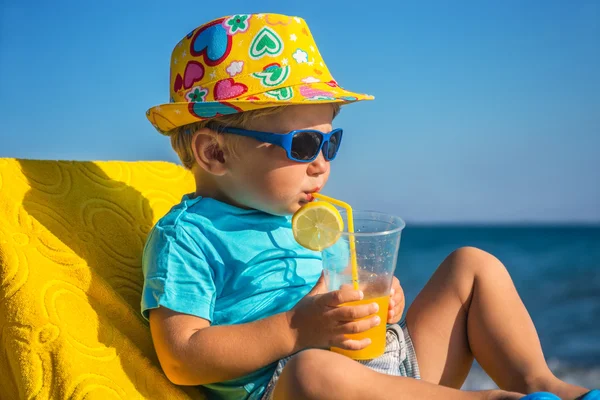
[142,13,593,400]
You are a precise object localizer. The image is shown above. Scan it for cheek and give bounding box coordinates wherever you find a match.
[262,164,307,196]
[230,151,306,199]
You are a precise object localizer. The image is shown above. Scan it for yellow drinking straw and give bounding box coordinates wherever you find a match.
[312,193,359,291]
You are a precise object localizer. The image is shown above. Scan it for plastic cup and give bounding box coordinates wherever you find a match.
[321,210,405,360]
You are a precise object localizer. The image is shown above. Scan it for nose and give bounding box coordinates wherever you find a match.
[307,150,329,176]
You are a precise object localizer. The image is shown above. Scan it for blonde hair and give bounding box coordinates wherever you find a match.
[169,104,341,170]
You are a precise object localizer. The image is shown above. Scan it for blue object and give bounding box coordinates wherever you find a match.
[581,390,600,400]
[520,391,600,400]
[521,393,561,400]
[215,125,344,162]
[141,194,324,400]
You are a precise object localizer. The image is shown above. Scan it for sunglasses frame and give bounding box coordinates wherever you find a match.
[209,125,344,163]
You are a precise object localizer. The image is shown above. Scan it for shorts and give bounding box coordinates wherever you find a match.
[261,321,420,400]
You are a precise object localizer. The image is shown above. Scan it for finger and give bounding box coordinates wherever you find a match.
[394,311,403,322]
[391,293,403,308]
[391,300,401,314]
[394,299,402,312]
[389,306,402,323]
[393,293,403,307]
[332,336,372,351]
[392,288,403,300]
[337,315,381,335]
[319,288,363,307]
[335,337,372,351]
[332,301,379,322]
[392,296,402,308]
[388,298,398,322]
[393,293,404,310]
[390,300,403,323]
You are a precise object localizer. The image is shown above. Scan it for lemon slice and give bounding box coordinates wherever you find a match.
[292,201,344,250]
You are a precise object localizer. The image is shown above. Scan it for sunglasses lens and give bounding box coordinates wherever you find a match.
[291,131,323,160]
[327,130,342,159]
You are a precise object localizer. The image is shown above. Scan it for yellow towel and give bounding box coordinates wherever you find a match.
[0,158,206,399]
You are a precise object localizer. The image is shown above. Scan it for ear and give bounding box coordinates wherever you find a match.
[190,129,228,176]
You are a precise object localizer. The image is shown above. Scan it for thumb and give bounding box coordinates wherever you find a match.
[307,271,327,296]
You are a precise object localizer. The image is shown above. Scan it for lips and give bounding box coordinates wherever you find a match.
[304,187,321,202]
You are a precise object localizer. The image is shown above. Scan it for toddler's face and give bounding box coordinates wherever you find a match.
[221,104,336,215]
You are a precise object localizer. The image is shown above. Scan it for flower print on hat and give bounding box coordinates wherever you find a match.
[223,14,251,35]
[186,86,209,102]
[146,13,374,134]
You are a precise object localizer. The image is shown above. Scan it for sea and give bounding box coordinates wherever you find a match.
[395,225,600,388]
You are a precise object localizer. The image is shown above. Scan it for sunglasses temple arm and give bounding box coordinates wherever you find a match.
[221,127,288,147]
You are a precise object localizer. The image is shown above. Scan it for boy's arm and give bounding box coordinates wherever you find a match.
[149,274,381,386]
[149,306,295,386]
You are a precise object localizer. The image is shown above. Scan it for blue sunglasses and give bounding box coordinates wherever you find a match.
[208,124,344,163]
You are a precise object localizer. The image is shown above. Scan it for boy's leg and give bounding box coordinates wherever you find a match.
[272,349,523,400]
[405,246,588,398]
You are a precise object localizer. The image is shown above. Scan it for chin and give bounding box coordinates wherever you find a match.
[261,199,304,216]
[261,203,296,216]
[279,202,302,215]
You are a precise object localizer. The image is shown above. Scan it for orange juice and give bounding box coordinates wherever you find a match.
[331,295,389,360]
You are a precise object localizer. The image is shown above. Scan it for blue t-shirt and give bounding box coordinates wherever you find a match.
[141,194,323,399]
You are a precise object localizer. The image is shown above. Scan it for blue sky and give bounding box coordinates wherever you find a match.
[1,0,598,223]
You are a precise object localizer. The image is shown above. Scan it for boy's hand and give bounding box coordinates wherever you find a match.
[286,272,381,352]
[387,277,405,324]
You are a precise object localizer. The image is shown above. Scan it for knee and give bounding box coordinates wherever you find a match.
[276,349,342,400]
[444,246,508,279]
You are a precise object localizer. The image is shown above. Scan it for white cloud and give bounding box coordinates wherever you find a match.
[292,49,308,64]
[226,61,244,77]
[301,77,320,83]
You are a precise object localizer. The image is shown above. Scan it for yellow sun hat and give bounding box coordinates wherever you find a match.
[146,13,374,134]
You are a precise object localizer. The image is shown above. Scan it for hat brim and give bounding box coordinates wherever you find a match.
[146,82,373,135]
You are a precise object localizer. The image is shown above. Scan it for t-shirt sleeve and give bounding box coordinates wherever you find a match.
[141,223,216,322]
